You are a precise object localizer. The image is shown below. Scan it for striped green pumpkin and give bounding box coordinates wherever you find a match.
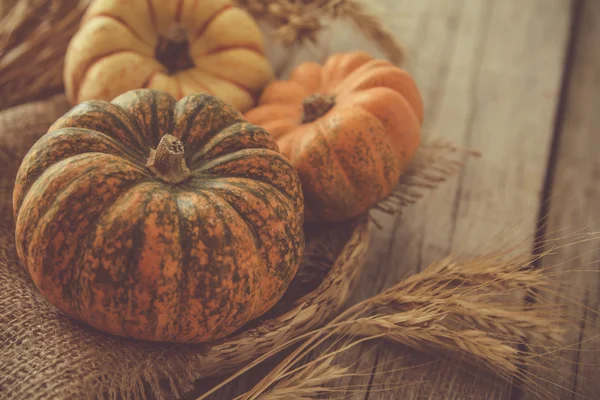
[13,89,305,343]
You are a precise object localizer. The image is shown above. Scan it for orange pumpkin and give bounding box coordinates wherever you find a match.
[13,89,304,343]
[245,51,424,222]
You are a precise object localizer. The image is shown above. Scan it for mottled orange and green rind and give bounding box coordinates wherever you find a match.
[13,89,305,343]
[244,51,424,222]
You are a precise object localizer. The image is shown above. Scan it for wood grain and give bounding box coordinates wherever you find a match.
[321,0,574,399]
[521,1,600,399]
[191,0,584,398]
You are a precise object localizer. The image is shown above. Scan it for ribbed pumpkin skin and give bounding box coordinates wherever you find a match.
[13,89,304,343]
[245,51,424,222]
[64,0,274,112]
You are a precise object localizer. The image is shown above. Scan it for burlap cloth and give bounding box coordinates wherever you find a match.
[0,2,413,398]
[0,93,372,399]
[0,95,210,400]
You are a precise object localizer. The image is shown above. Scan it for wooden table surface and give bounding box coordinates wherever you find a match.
[197,0,600,399]
[1,0,597,399]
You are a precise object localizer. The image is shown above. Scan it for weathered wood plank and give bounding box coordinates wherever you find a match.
[333,0,574,399]
[521,1,600,399]
[191,0,574,398]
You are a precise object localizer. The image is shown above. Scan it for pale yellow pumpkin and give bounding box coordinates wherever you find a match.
[64,0,274,112]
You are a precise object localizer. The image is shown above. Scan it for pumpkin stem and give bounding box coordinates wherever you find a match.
[300,94,335,123]
[155,35,195,75]
[146,134,191,184]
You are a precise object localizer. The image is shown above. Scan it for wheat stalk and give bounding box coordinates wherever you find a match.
[234,336,430,400]
[324,0,407,64]
[196,247,571,400]
[235,0,406,64]
[0,0,89,110]
[250,354,350,400]
[239,233,600,400]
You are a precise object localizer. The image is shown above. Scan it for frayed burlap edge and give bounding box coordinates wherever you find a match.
[0,94,471,399]
[0,214,371,400]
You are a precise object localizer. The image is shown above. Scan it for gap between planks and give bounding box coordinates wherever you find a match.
[330,0,574,399]
[518,0,600,399]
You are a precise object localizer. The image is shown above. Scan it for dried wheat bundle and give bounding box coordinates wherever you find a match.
[0,0,89,110]
[234,0,406,62]
[197,233,600,400]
